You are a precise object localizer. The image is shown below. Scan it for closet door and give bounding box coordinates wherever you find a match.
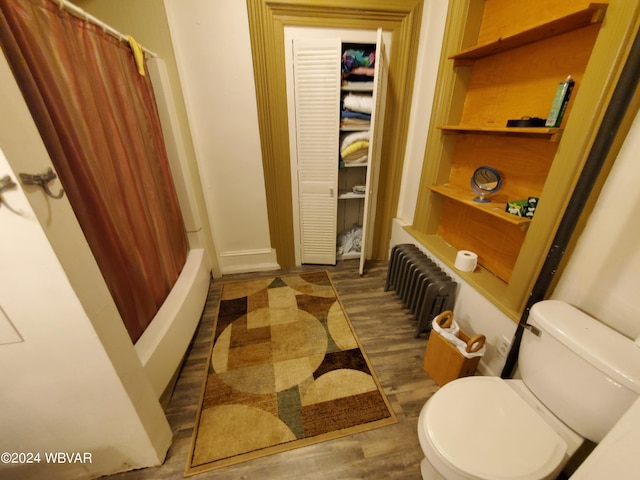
[292,38,341,265]
[359,29,387,275]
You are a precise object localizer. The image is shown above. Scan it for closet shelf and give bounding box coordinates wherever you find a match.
[428,184,531,228]
[340,251,362,260]
[449,3,608,65]
[341,163,367,168]
[437,125,563,142]
[338,191,365,200]
[341,82,374,92]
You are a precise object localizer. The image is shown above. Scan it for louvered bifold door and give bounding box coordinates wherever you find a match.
[292,38,341,265]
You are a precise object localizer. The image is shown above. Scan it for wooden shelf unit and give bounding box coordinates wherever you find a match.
[414,0,609,287]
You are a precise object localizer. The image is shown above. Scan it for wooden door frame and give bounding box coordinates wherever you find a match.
[246,0,423,268]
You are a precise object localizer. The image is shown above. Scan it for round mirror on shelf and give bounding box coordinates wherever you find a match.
[470,166,502,203]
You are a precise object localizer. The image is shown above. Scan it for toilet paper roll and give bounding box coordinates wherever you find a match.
[454,250,478,272]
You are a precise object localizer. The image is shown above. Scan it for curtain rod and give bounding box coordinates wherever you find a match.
[56,0,158,58]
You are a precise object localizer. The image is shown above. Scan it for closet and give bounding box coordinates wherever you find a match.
[287,28,387,274]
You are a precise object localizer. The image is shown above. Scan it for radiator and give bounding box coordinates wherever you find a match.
[385,244,457,338]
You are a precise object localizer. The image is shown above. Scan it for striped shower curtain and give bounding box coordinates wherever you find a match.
[0,0,188,342]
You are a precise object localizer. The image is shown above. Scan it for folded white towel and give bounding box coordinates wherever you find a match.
[343,93,373,114]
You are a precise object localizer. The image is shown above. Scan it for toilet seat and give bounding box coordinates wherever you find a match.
[419,377,567,480]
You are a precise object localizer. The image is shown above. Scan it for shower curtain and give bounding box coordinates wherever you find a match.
[0,0,188,343]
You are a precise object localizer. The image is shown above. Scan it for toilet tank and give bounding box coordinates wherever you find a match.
[519,300,640,443]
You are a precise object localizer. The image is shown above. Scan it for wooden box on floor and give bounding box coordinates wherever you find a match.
[423,325,481,387]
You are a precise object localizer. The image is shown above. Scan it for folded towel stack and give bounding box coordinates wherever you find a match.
[341,93,372,128]
[340,131,370,165]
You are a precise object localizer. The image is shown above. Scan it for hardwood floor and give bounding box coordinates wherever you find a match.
[105,260,439,479]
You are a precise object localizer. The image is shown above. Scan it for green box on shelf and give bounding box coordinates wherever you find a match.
[525,197,539,219]
[506,197,539,219]
[506,199,529,217]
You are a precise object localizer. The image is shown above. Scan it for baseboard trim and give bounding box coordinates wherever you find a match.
[218,248,280,274]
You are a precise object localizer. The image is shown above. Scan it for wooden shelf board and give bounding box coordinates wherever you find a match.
[401,228,521,321]
[428,184,531,227]
[437,125,562,141]
[450,3,608,63]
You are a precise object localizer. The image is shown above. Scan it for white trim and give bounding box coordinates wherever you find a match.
[218,248,280,274]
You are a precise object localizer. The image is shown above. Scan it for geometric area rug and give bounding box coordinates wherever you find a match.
[185,271,396,475]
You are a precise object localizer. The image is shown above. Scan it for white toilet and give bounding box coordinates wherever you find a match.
[417,300,640,480]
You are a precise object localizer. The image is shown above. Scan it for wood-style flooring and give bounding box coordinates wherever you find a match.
[105,260,438,479]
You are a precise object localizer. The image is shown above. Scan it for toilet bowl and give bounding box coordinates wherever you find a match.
[417,377,581,480]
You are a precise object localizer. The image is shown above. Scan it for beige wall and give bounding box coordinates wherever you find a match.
[163,0,278,274]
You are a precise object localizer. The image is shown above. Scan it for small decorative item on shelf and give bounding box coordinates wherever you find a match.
[545,75,575,128]
[525,197,539,219]
[506,197,539,218]
[506,116,547,127]
[470,166,502,203]
[352,185,366,194]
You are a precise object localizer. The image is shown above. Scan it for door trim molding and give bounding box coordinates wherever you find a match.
[246,0,423,267]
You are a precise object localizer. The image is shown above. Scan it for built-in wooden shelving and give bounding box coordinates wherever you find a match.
[449,3,608,65]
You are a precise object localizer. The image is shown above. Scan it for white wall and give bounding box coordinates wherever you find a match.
[571,396,640,479]
[397,0,449,222]
[163,0,279,274]
[0,149,171,479]
[552,110,640,340]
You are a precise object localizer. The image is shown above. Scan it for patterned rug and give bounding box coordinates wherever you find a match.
[185,271,396,475]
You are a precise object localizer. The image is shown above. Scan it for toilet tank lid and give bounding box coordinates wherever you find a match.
[530,300,640,393]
